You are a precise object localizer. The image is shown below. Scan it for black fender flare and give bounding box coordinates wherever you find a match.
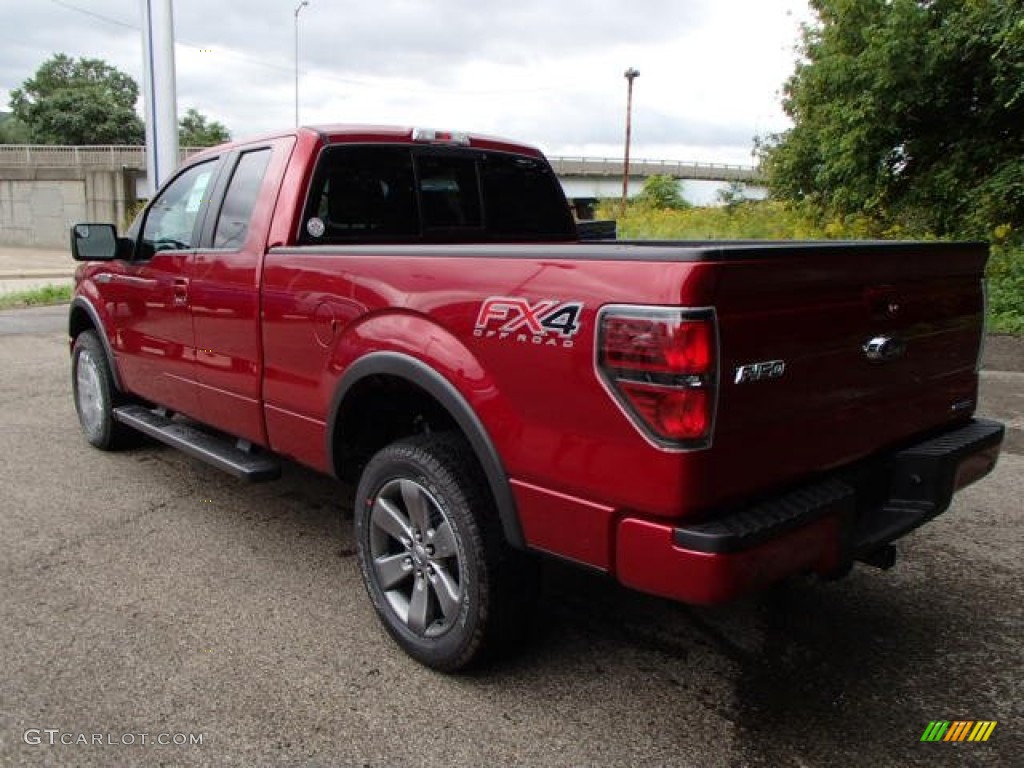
[69,296,124,392]
[326,352,525,550]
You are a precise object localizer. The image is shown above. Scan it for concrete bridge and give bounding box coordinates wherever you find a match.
[0,145,762,248]
[0,145,761,181]
[548,156,760,183]
[0,144,195,169]
[548,156,763,205]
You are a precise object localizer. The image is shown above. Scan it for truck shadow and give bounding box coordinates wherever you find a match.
[522,558,1014,766]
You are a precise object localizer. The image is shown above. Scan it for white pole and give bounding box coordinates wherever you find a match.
[140,0,179,197]
[294,1,309,127]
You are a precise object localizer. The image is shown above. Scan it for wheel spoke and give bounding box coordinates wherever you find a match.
[401,479,431,533]
[373,496,412,543]
[430,564,462,621]
[427,521,458,559]
[408,575,430,634]
[367,468,471,643]
[373,552,412,590]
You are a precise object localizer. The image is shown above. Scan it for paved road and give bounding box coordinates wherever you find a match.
[0,316,1020,767]
[0,305,68,336]
[0,246,74,296]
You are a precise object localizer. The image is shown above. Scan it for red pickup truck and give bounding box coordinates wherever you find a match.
[68,125,1004,670]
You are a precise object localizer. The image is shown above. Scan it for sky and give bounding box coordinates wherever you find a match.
[0,0,813,166]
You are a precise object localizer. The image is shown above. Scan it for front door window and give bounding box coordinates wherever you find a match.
[139,161,216,258]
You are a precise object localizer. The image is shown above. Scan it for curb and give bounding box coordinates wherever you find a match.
[0,270,76,279]
[983,335,1024,374]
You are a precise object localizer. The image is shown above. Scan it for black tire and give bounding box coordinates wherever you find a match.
[71,330,134,450]
[354,432,538,672]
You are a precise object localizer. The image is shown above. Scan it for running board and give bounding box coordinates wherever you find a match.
[113,405,281,482]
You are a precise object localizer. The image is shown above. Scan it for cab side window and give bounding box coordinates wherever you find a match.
[139,160,217,258]
[213,149,272,250]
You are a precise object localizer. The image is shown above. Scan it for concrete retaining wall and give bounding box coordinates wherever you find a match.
[0,167,139,248]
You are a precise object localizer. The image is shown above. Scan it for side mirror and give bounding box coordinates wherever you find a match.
[70,223,130,261]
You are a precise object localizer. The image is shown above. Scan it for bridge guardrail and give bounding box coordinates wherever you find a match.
[548,156,761,182]
[0,145,762,182]
[0,145,200,169]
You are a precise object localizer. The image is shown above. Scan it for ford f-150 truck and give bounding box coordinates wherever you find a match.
[68,125,1004,671]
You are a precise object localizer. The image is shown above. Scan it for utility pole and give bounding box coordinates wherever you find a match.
[294,1,310,127]
[140,0,179,196]
[621,67,639,205]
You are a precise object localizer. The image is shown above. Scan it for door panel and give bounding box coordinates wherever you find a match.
[190,138,294,444]
[104,251,199,416]
[107,158,220,418]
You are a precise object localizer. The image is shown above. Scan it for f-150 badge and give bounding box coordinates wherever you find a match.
[734,359,786,384]
[474,297,583,348]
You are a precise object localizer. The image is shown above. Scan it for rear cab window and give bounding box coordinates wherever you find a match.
[213,148,273,250]
[298,144,576,244]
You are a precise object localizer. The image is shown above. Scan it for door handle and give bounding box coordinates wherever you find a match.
[173,277,189,306]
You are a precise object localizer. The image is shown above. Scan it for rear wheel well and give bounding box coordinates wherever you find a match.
[332,374,461,483]
[329,354,526,549]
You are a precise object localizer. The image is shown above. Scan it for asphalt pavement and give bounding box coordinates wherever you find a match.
[0,281,1021,767]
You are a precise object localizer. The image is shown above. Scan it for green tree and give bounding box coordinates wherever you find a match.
[179,107,230,147]
[0,112,30,143]
[716,181,749,211]
[635,174,690,210]
[9,53,144,145]
[761,0,1024,240]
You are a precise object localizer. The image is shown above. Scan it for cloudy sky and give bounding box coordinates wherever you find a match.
[1,0,812,165]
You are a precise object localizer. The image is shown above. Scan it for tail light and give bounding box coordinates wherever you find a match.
[596,306,718,449]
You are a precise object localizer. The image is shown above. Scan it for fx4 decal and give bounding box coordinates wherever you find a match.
[474,297,584,348]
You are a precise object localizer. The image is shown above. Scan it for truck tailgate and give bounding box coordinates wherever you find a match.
[706,241,988,506]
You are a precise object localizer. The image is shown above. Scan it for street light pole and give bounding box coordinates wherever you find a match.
[294,0,310,127]
[622,67,639,205]
[139,0,178,196]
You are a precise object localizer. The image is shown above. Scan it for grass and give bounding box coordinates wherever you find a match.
[598,200,1024,334]
[0,283,72,310]
[986,245,1024,335]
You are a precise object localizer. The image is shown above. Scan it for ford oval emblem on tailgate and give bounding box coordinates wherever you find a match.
[863,335,907,363]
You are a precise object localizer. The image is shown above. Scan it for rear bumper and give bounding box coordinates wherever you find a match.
[615,418,1004,604]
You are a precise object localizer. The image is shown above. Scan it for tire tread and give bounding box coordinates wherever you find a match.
[355,432,538,671]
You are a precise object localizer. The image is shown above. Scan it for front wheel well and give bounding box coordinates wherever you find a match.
[69,304,97,341]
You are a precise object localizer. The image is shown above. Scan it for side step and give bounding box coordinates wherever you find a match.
[113,405,281,482]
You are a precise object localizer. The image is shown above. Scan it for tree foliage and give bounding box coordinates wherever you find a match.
[716,181,750,210]
[179,107,230,147]
[762,0,1024,240]
[6,54,232,148]
[9,53,145,145]
[635,174,690,210]
[0,112,30,143]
